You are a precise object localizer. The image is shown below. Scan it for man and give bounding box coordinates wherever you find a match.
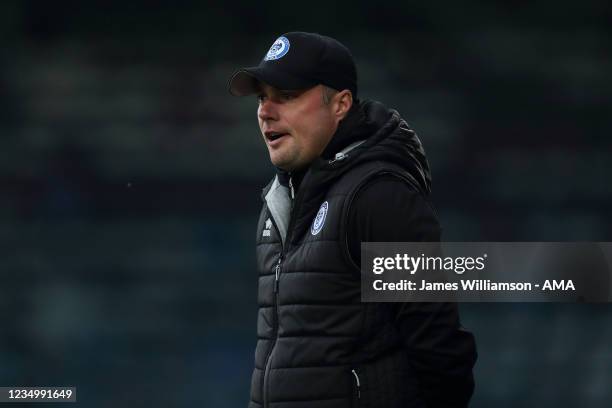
[229,31,477,408]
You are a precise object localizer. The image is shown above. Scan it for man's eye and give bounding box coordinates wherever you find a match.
[257,95,266,103]
[280,92,296,100]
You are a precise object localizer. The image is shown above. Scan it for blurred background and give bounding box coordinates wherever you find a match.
[1,0,611,407]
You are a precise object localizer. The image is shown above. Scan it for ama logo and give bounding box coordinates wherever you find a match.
[311,201,328,236]
[264,36,290,61]
[542,280,575,291]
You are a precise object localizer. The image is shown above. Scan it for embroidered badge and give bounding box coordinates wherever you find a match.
[264,36,290,61]
[311,201,328,236]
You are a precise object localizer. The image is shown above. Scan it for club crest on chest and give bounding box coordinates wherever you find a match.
[311,201,329,236]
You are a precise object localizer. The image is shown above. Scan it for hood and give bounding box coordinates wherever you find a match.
[310,99,432,195]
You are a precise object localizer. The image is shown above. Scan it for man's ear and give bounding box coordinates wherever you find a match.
[334,90,353,121]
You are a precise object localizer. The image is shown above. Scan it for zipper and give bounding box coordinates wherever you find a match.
[328,139,367,165]
[328,151,348,165]
[262,172,298,407]
[263,250,283,408]
[288,176,295,200]
[351,369,361,401]
[273,256,281,293]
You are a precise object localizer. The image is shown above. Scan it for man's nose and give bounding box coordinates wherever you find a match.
[258,99,278,121]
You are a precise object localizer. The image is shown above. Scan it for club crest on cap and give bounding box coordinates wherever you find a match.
[264,36,290,61]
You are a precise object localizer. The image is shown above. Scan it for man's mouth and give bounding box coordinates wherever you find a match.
[265,131,290,142]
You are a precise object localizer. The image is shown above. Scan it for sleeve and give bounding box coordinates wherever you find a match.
[347,175,477,408]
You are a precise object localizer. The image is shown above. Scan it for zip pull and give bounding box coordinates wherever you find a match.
[274,257,282,293]
[328,151,347,164]
[288,176,295,200]
[351,369,361,399]
[329,140,366,165]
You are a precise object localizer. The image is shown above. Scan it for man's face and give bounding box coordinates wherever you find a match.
[257,83,338,171]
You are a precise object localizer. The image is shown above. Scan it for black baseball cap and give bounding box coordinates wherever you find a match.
[228,32,358,98]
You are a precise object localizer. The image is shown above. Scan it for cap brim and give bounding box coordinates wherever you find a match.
[228,66,318,96]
